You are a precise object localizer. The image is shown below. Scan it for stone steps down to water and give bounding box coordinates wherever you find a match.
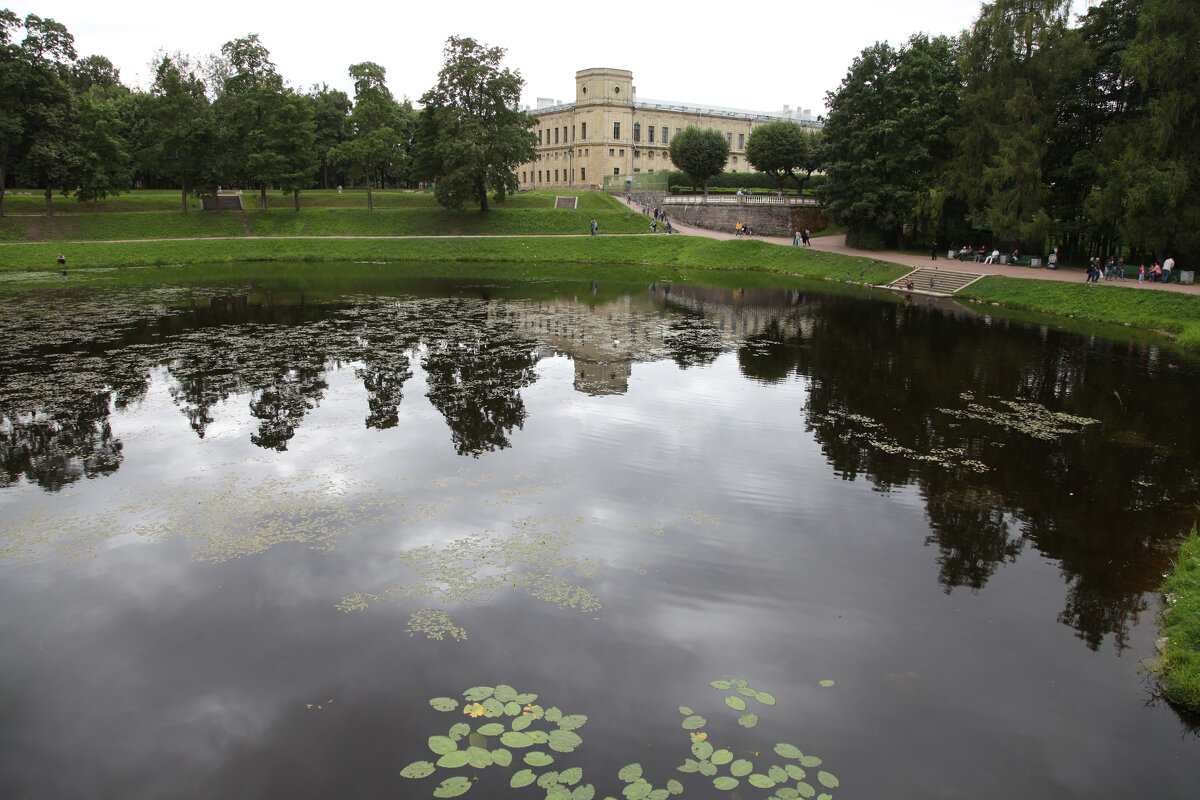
[890,267,984,296]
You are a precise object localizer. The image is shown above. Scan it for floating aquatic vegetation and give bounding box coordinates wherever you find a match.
[408,609,467,642]
[683,509,721,526]
[807,409,991,473]
[401,680,838,799]
[338,516,604,639]
[938,392,1099,441]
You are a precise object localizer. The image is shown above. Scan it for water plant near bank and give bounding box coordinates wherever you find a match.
[1156,526,1200,711]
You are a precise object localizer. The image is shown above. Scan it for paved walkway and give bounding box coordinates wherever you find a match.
[653,205,1200,296]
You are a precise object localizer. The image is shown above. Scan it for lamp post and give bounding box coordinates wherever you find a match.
[568,147,574,188]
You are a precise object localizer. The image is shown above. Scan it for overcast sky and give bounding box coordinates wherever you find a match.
[28,0,1097,115]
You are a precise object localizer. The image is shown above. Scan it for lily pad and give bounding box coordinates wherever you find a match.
[449,722,470,740]
[437,751,471,769]
[547,787,571,800]
[725,695,747,711]
[729,759,753,777]
[817,771,839,788]
[430,697,459,712]
[466,746,492,768]
[494,684,518,702]
[666,779,683,795]
[511,714,533,732]
[676,759,699,774]
[748,773,776,789]
[776,788,800,800]
[468,732,487,750]
[481,698,505,717]
[697,760,717,777]
[428,735,457,755]
[433,776,472,798]
[524,751,554,767]
[401,760,436,779]
[800,755,822,768]
[618,763,643,783]
[624,779,651,800]
[768,765,787,783]
[713,776,739,790]
[491,748,512,767]
[527,730,550,744]
[711,749,733,765]
[558,767,583,786]
[818,680,835,688]
[691,740,713,761]
[755,691,777,706]
[548,729,583,753]
[510,769,536,788]
[647,790,669,800]
[681,715,706,730]
[796,782,816,798]
[573,785,596,800]
[503,701,522,717]
[558,714,587,730]
[514,693,538,704]
[774,743,803,759]
[737,686,758,698]
[537,771,560,789]
[544,706,564,722]
[476,723,505,737]
[710,680,732,690]
[737,713,758,728]
[678,706,694,715]
[785,764,806,780]
[730,678,749,688]
[463,686,494,701]
[499,731,534,748]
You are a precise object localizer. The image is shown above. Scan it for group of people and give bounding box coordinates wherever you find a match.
[792,229,812,246]
[734,221,754,237]
[954,244,1021,264]
[1084,255,1177,283]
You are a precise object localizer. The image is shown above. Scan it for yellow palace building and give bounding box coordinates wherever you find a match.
[518,67,821,190]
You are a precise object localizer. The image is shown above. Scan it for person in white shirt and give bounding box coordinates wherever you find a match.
[983,248,1000,264]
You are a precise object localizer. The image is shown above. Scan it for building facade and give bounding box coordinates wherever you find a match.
[517,68,821,190]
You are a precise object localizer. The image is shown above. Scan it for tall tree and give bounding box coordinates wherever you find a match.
[1088,0,1199,262]
[745,121,821,193]
[412,36,535,212]
[819,35,960,248]
[215,34,287,210]
[70,92,131,211]
[945,0,1073,246]
[274,89,317,210]
[307,83,351,189]
[667,126,729,197]
[0,11,76,217]
[328,61,407,211]
[142,54,214,212]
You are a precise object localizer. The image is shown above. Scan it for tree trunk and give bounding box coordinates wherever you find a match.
[45,184,53,217]
[0,154,6,218]
[293,189,300,211]
[322,161,329,190]
[181,179,188,213]
[260,183,267,211]
[93,192,99,214]
[478,178,489,212]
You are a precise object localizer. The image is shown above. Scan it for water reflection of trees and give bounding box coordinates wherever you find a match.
[737,295,1199,652]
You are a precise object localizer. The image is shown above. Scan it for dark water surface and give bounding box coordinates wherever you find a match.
[1,263,1197,799]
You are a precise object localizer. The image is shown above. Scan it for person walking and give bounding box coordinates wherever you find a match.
[590,219,598,236]
[793,230,801,246]
[930,240,938,261]
[1163,256,1174,283]
[802,229,811,246]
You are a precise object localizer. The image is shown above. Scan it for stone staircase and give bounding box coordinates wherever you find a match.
[889,267,983,296]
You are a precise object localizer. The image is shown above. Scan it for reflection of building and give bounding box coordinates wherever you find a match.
[518,68,822,189]
[490,288,813,395]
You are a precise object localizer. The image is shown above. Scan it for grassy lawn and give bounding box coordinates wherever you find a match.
[1157,526,1200,712]
[0,190,647,242]
[960,276,1200,348]
[0,235,907,287]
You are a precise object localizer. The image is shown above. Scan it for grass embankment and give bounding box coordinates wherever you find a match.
[961,276,1200,351]
[1157,526,1200,712]
[0,234,906,286]
[0,190,648,243]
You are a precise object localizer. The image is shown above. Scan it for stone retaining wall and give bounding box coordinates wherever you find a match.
[658,200,828,237]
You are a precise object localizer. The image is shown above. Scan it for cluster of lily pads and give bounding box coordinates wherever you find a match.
[401,679,838,799]
[808,409,989,473]
[938,392,1099,441]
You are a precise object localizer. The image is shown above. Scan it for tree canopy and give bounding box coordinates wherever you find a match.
[668,127,729,196]
[412,36,535,212]
[745,121,821,193]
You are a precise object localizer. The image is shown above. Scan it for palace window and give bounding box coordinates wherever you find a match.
[633,150,639,158]
[732,156,738,164]
[581,167,586,180]
[648,151,654,158]
[633,123,640,142]
[555,170,559,181]
[675,128,681,137]
[648,125,654,143]
[562,126,567,142]
[613,122,620,139]
[614,167,620,175]
[661,126,669,144]
[609,148,615,156]
[538,170,542,182]
[581,122,587,139]
[571,125,575,142]
[726,132,732,145]
[538,130,542,145]
[738,133,745,149]
[555,128,559,144]
[619,149,624,156]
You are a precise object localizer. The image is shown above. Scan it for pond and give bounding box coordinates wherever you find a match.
[0,262,1197,799]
